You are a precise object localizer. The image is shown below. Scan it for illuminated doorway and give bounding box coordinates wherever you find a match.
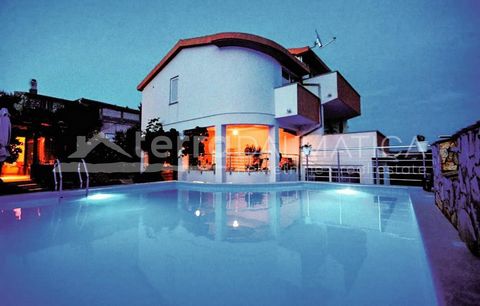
[0,136,27,179]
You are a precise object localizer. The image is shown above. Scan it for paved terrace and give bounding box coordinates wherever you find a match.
[409,188,480,306]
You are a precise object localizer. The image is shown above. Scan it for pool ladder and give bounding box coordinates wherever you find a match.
[52,159,63,196]
[52,159,90,197]
[77,159,90,196]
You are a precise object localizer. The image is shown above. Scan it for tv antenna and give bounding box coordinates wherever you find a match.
[312,29,336,49]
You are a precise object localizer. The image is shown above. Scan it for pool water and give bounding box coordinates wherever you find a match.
[0,183,437,306]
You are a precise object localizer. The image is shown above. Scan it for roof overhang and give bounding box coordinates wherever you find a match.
[288,46,331,75]
[137,32,311,91]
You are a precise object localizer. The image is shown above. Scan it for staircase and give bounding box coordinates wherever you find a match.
[15,180,48,192]
[0,178,49,195]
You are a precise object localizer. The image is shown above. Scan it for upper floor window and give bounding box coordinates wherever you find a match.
[169,76,179,104]
[282,68,298,85]
[102,108,122,118]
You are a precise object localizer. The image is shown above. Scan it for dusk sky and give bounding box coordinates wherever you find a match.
[1,0,478,144]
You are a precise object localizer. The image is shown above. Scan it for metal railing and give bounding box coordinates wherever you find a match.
[52,159,63,195]
[185,153,215,173]
[279,153,299,172]
[226,152,271,174]
[303,145,432,186]
[77,159,90,196]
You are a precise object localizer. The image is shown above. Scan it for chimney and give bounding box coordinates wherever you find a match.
[29,79,38,94]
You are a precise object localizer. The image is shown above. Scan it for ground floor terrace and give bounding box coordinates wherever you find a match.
[169,124,402,185]
[174,124,301,183]
[0,133,57,187]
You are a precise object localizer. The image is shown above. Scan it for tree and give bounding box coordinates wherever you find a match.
[182,126,209,167]
[142,118,179,166]
[114,123,141,163]
[51,101,102,160]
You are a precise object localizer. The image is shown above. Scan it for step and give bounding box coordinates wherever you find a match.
[17,183,38,187]
[28,187,47,192]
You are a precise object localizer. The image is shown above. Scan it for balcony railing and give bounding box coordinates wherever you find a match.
[279,153,299,172]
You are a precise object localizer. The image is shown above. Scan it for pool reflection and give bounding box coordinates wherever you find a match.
[0,187,434,306]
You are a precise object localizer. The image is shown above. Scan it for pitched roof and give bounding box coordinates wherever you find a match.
[288,46,331,75]
[288,46,311,55]
[137,32,311,91]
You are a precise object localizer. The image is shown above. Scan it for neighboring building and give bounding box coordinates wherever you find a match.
[0,85,139,179]
[77,97,140,141]
[138,32,383,183]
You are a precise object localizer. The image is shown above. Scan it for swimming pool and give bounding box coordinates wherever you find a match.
[0,182,437,306]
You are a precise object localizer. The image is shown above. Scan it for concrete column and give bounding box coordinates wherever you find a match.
[268,124,280,182]
[214,124,226,183]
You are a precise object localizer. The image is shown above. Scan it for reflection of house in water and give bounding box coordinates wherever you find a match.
[1,187,422,305]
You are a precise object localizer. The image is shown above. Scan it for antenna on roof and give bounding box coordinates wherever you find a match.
[312,29,336,49]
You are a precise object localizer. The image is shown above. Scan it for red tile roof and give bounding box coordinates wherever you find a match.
[288,46,311,55]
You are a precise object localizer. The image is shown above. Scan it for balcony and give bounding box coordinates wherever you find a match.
[274,83,321,127]
[304,71,361,120]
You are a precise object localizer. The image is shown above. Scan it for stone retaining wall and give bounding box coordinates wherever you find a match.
[432,121,480,255]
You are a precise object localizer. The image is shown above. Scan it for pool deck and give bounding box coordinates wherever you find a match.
[409,188,480,306]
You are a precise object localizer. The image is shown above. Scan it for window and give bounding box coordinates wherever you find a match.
[282,68,291,85]
[123,112,140,121]
[169,76,179,104]
[102,108,122,118]
[281,68,298,85]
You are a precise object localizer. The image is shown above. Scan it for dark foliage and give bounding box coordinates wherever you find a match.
[142,118,180,166]
[182,126,208,166]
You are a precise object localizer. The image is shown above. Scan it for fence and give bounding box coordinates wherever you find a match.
[303,145,433,186]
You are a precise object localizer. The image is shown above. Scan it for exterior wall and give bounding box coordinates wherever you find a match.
[141,45,283,132]
[180,170,216,183]
[337,73,361,115]
[141,45,286,183]
[278,170,298,181]
[301,131,385,184]
[274,84,298,118]
[297,84,320,123]
[225,171,271,183]
[432,122,480,255]
[304,73,338,103]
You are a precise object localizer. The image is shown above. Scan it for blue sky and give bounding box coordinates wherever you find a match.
[0,0,478,143]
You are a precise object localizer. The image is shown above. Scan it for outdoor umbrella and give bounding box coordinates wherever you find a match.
[0,107,11,162]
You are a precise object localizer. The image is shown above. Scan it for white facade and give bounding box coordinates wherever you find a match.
[302,131,386,184]
[139,33,366,183]
[141,45,281,132]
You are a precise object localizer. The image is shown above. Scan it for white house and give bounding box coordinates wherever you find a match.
[138,32,383,183]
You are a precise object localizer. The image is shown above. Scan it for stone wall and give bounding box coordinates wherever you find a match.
[432,121,480,255]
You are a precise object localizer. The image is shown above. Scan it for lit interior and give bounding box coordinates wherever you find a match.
[179,125,300,172]
[226,125,269,171]
[0,137,26,176]
[226,125,270,154]
[279,128,299,155]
